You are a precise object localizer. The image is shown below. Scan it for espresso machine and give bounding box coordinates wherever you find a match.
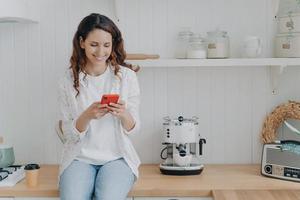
[159,116,206,175]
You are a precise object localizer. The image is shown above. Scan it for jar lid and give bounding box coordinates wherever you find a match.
[276,32,300,37]
[25,163,40,170]
[277,12,300,18]
[0,144,13,149]
[189,33,205,43]
[207,29,228,37]
[178,30,193,37]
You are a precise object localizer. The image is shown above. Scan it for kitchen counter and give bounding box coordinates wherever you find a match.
[213,190,300,200]
[0,164,300,198]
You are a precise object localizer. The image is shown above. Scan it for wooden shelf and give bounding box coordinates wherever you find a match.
[129,58,300,68]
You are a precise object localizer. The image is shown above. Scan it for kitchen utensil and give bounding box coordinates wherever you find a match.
[125,54,159,60]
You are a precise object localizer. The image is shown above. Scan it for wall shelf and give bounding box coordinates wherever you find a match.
[129,58,300,68]
[129,58,300,94]
[0,17,37,23]
[0,0,39,23]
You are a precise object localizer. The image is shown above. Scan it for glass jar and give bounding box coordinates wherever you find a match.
[207,30,230,58]
[175,28,193,59]
[187,34,207,59]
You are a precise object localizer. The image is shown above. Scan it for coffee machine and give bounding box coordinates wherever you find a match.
[159,116,206,175]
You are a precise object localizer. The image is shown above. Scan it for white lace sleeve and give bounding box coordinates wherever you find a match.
[122,71,141,135]
[57,77,88,143]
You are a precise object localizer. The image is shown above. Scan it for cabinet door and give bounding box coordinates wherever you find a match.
[133,197,212,200]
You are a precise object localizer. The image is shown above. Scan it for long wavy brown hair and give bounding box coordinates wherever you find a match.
[70,13,139,97]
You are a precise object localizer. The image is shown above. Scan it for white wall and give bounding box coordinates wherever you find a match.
[0,0,300,166]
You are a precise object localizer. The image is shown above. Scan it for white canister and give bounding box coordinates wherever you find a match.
[242,36,262,58]
[277,13,300,33]
[186,34,207,59]
[206,30,230,58]
[175,28,193,59]
[275,33,300,57]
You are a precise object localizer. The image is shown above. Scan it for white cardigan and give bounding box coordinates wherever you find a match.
[57,65,141,178]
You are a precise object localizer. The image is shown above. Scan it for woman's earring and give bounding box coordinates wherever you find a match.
[79,36,84,49]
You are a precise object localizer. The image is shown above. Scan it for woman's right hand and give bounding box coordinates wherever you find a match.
[75,102,109,133]
[82,102,109,120]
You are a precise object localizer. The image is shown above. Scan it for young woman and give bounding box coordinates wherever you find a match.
[57,13,140,200]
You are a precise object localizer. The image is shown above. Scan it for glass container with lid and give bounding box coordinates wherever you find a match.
[186,33,207,59]
[207,29,230,58]
[175,27,193,59]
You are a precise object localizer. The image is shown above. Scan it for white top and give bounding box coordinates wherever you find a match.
[76,67,122,165]
[57,65,141,178]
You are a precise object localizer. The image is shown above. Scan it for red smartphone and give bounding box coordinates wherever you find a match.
[100,94,119,105]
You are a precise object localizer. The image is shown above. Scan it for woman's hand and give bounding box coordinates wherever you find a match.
[76,102,109,133]
[83,102,109,120]
[108,100,135,132]
[108,100,127,119]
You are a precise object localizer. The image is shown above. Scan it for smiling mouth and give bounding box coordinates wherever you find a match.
[94,55,107,61]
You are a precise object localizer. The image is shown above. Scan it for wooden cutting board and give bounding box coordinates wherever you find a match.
[126,54,159,60]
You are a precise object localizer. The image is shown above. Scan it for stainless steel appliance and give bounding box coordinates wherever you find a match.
[261,140,300,182]
[159,116,206,175]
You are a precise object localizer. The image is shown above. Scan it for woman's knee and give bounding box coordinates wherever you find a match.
[59,160,96,200]
[94,159,135,200]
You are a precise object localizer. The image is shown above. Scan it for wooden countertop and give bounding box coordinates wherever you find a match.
[0,164,300,197]
[213,190,300,200]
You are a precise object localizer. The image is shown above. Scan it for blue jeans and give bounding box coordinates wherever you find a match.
[59,158,135,200]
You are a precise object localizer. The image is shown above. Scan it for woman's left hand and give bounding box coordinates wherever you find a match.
[108,100,128,119]
[109,100,136,132]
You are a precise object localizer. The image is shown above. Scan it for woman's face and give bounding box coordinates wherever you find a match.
[80,28,112,69]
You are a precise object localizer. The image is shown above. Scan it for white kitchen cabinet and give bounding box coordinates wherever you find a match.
[134,197,212,200]
[0,198,14,200]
